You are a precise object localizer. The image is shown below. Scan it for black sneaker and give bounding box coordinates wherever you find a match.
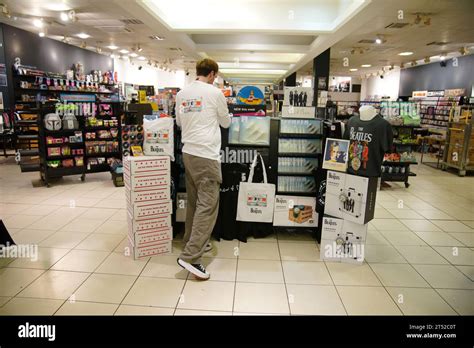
[177,258,210,280]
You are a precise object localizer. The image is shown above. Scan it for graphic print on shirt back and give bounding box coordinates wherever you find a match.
[181,98,203,113]
[349,127,372,172]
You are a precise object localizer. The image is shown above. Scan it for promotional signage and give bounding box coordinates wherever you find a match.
[236,85,265,105]
[444,88,466,97]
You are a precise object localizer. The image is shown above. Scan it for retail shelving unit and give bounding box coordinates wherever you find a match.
[415,96,462,133]
[34,100,122,187]
[441,106,474,176]
[277,118,323,195]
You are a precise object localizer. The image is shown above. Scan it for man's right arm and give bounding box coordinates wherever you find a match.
[216,91,231,128]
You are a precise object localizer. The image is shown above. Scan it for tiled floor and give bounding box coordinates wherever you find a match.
[0,157,473,316]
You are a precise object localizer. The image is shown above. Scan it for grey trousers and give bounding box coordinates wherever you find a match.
[179,153,222,264]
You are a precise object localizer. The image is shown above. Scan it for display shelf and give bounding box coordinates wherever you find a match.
[85,152,121,157]
[277,172,315,177]
[46,155,78,160]
[84,126,119,131]
[86,164,111,173]
[278,133,322,139]
[383,161,418,165]
[16,87,114,95]
[46,142,83,147]
[45,166,84,177]
[278,152,320,158]
[44,129,79,135]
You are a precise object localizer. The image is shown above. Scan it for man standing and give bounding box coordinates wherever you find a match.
[175,58,231,280]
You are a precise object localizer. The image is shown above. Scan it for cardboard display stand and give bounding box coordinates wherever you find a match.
[124,155,172,258]
[324,170,378,224]
[320,216,367,264]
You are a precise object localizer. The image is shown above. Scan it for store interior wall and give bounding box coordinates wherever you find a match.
[399,54,474,97]
[113,58,186,91]
[1,23,112,109]
[361,69,401,101]
[328,91,361,102]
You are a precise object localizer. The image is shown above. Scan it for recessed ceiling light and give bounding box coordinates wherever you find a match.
[107,45,118,50]
[60,12,69,22]
[76,33,90,39]
[375,38,382,44]
[349,68,358,71]
[129,53,138,58]
[38,32,45,37]
[398,51,413,56]
[33,18,44,28]
[119,49,129,54]
[361,64,371,68]
[138,56,146,61]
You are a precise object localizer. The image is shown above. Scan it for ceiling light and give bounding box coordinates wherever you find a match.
[129,53,138,58]
[398,51,413,56]
[80,41,87,49]
[400,63,405,68]
[361,64,371,68]
[149,35,165,41]
[60,12,69,22]
[96,47,102,54]
[110,54,116,59]
[62,36,69,43]
[440,55,446,61]
[77,33,90,39]
[137,45,143,52]
[119,49,129,54]
[33,18,44,28]
[349,68,358,72]
[107,45,118,50]
[411,61,417,66]
[39,31,45,38]
[375,38,382,44]
[424,57,430,63]
[459,47,467,55]
[138,56,146,61]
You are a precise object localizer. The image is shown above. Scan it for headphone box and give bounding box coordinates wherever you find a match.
[320,215,367,264]
[324,170,378,225]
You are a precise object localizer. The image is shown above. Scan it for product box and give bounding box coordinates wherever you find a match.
[127,236,172,259]
[273,195,318,227]
[127,200,172,222]
[324,170,378,224]
[127,210,172,233]
[124,170,170,191]
[125,186,171,204]
[320,216,367,264]
[322,138,349,172]
[176,192,187,222]
[123,155,170,175]
[128,226,173,246]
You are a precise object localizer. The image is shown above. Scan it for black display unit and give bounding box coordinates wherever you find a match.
[35,100,122,187]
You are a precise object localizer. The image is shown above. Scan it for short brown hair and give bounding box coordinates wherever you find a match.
[196,58,219,76]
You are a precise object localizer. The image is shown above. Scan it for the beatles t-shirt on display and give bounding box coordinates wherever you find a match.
[343,115,393,177]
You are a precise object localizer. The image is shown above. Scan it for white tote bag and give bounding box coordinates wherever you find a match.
[143,115,175,161]
[236,153,275,223]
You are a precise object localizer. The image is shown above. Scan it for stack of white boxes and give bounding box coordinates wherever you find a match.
[124,156,173,259]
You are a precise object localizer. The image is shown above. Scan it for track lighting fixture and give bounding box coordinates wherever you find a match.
[414,14,421,25]
[424,57,430,63]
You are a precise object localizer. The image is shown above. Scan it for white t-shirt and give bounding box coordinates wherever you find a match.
[176,80,231,161]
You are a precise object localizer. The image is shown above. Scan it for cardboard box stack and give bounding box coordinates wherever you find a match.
[124,156,172,259]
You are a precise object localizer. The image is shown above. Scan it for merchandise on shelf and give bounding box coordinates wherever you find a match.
[280,119,321,135]
[273,195,318,227]
[278,157,318,174]
[278,138,321,154]
[277,176,316,193]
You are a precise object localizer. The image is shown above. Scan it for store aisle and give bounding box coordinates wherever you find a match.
[0,159,472,316]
